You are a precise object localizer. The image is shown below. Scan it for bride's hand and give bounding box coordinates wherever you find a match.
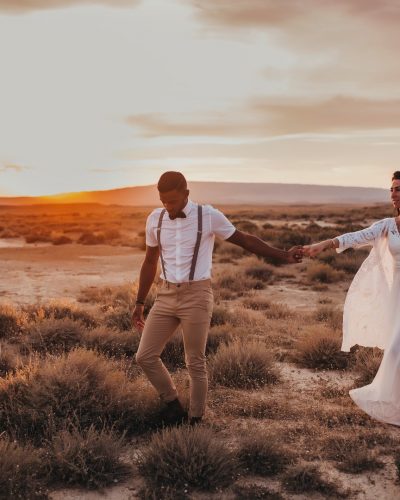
[303,240,333,258]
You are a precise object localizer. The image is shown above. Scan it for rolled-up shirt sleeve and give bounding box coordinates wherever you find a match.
[336,218,387,253]
[145,213,158,247]
[210,208,236,240]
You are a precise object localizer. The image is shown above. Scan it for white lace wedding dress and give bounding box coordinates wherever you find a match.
[337,217,400,425]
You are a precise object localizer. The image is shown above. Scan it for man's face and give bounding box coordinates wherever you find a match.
[159,188,189,218]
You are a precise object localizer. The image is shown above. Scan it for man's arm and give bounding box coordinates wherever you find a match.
[132,245,159,331]
[226,230,303,264]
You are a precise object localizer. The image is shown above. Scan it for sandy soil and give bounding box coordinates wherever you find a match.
[0,243,143,305]
[3,239,400,499]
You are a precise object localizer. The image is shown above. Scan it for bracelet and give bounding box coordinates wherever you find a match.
[135,300,145,306]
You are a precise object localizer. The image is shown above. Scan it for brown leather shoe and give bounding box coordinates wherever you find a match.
[159,398,188,425]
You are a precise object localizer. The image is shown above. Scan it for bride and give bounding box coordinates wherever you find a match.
[304,171,400,426]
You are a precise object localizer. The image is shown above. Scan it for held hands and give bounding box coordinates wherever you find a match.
[286,245,304,264]
[303,240,334,258]
[132,305,145,332]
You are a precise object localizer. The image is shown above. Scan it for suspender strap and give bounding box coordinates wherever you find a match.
[157,209,167,281]
[189,204,203,282]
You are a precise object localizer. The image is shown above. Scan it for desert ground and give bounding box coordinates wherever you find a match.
[0,202,400,500]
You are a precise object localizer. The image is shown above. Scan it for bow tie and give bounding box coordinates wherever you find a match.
[169,212,186,220]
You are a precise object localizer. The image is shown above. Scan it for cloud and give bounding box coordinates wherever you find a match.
[0,0,139,14]
[0,162,30,172]
[189,1,400,28]
[127,96,400,138]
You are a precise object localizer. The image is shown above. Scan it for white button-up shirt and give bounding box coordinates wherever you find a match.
[145,199,236,283]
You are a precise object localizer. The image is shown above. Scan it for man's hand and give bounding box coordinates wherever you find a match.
[132,304,145,332]
[286,245,304,264]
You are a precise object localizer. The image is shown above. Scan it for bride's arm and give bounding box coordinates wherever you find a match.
[304,218,388,257]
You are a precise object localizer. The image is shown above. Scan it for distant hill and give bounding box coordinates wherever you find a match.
[0,182,389,206]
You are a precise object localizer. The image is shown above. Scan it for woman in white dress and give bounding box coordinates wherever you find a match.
[304,171,400,425]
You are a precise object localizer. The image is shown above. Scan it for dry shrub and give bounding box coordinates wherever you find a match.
[242,296,294,319]
[352,347,383,386]
[294,325,349,370]
[306,262,343,283]
[244,259,275,282]
[0,304,26,339]
[323,434,383,474]
[210,305,235,326]
[214,270,264,294]
[52,235,73,245]
[0,436,47,499]
[78,282,156,318]
[312,305,342,331]
[0,341,22,376]
[25,300,97,328]
[137,426,237,491]
[214,239,245,259]
[331,249,369,274]
[78,231,106,245]
[315,405,373,429]
[283,464,345,496]
[0,348,159,442]
[104,307,132,331]
[206,325,238,354]
[22,317,85,354]
[237,430,294,476]
[82,326,140,357]
[161,330,185,370]
[210,340,280,389]
[47,425,131,489]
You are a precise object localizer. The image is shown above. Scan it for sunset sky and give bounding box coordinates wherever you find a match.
[0,0,399,196]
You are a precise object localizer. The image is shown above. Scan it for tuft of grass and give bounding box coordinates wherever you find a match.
[323,434,383,473]
[294,326,349,370]
[352,347,383,386]
[210,305,235,327]
[161,330,185,371]
[0,341,22,376]
[237,431,294,476]
[47,425,131,489]
[22,317,85,354]
[206,325,236,354]
[25,300,97,328]
[82,326,140,358]
[313,305,342,331]
[0,304,26,339]
[137,426,237,491]
[0,436,47,499]
[210,340,280,389]
[104,306,133,331]
[283,463,345,496]
[244,259,275,282]
[306,262,343,283]
[0,348,159,442]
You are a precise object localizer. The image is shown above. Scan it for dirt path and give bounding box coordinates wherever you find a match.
[0,243,143,305]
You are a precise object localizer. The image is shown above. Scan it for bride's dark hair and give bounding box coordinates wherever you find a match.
[393,171,400,215]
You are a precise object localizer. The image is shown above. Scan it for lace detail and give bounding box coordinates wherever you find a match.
[337,218,389,252]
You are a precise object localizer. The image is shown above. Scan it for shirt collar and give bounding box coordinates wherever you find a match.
[182,199,195,217]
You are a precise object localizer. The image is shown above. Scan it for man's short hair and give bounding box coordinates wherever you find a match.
[157,171,187,193]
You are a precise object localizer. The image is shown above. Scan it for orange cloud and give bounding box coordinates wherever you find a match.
[127,96,400,138]
[0,0,139,13]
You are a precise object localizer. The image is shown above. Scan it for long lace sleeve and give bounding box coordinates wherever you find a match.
[336,218,389,253]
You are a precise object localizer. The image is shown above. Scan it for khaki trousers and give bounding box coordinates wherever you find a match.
[136,279,213,418]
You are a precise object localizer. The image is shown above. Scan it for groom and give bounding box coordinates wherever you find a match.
[132,171,303,425]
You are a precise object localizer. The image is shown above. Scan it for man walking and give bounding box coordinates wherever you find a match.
[133,171,303,425]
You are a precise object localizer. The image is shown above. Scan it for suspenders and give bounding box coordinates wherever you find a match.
[156,204,203,283]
